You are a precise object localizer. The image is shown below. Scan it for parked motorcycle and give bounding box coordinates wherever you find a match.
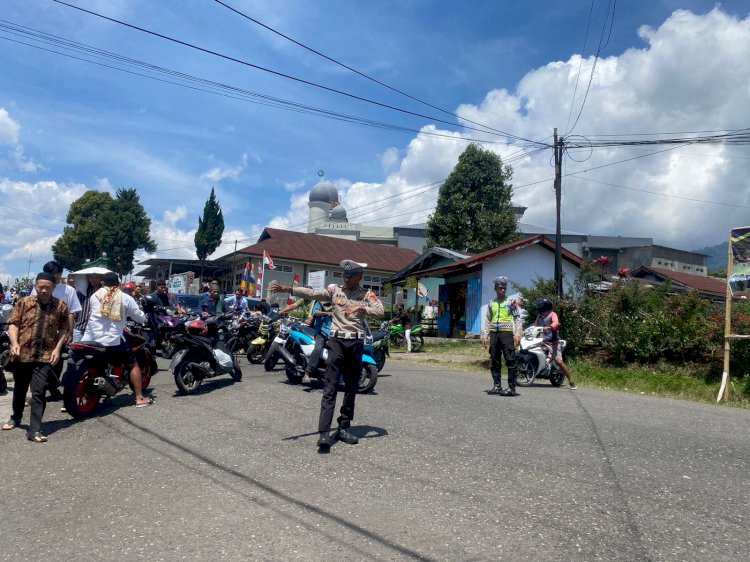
[246,311,281,365]
[515,325,566,387]
[365,327,389,373]
[169,317,242,395]
[62,322,156,419]
[226,314,260,357]
[384,321,424,352]
[142,295,184,359]
[278,319,379,393]
[0,302,12,394]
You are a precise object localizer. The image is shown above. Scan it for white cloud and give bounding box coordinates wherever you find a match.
[284,180,305,192]
[0,109,20,145]
[379,147,400,172]
[200,153,248,184]
[269,8,750,251]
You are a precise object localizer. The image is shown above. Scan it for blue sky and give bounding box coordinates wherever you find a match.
[1,0,749,282]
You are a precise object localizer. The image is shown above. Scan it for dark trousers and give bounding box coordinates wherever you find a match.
[307,334,328,373]
[11,362,53,435]
[489,331,517,389]
[318,338,362,433]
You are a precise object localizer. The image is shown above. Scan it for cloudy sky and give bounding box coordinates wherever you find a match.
[1,0,749,282]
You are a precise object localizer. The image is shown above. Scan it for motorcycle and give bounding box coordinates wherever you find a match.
[515,325,566,387]
[226,314,260,357]
[365,326,389,373]
[62,322,157,419]
[246,311,281,366]
[0,302,12,394]
[145,303,184,359]
[278,319,379,393]
[169,315,242,395]
[385,321,424,352]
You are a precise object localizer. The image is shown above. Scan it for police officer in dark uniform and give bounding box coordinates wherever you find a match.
[269,259,384,452]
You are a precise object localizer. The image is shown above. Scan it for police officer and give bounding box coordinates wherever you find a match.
[269,260,384,452]
[481,276,523,396]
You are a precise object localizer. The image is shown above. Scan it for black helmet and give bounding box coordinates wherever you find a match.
[534,298,553,313]
[142,293,160,311]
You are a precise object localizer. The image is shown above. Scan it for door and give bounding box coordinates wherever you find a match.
[466,278,482,335]
[437,284,451,337]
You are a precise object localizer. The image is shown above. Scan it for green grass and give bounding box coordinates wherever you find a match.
[397,341,750,408]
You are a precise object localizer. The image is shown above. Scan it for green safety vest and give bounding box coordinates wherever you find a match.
[488,298,514,332]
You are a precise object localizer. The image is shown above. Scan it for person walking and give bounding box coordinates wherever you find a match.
[481,276,523,396]
[2,272,69,442]
[270,260,384,452]
[533,298,576,389]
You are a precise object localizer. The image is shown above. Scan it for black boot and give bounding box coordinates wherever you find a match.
[486,384,502,395]
[336,426,359,445]
[317,431,334,452]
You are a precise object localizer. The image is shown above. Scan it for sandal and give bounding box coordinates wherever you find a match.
[27,432,48,443]
[135,398,154,408]
[2,419,18,431]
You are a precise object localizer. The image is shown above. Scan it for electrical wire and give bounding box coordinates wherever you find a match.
[49,1,549,147]
[211,0,545,145]
[565,0,595,134]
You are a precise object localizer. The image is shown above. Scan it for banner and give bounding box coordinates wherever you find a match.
[729,226,750,292]
[307,270,326,290]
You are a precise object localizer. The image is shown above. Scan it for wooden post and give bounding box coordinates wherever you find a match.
[717,231,733,402]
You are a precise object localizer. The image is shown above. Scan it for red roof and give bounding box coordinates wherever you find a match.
[632,266,728,299]
[236,228,419,273]
[415,235,584,276]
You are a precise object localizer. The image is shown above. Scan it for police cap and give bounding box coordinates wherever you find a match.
[493,276,509,288]
[340,259,367,276]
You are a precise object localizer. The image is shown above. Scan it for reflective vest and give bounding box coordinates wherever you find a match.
[488,298,515,332]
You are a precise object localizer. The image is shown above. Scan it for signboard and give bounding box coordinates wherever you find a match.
[169,273,187,294]
[307,270,326,290]
[729,226,750,292]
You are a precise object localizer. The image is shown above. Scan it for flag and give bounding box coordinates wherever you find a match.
[240,262,250,291]
[293,273,300,286]
[263,250,276,270]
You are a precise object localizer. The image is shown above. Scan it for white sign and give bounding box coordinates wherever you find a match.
[169,273,186,294]
[307,270,326,290]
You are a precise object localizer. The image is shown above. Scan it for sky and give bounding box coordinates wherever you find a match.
[1,0,749,282]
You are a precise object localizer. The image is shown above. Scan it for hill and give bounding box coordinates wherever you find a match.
[693,242,727,272]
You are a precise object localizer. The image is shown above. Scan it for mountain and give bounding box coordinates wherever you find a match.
[693,242,728,272]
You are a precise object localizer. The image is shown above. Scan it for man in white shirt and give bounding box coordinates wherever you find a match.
[82,272,152,407]
[32,261,82,343]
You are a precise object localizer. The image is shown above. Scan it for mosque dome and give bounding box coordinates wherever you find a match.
[308,181,339,203]
[329,205,347,221]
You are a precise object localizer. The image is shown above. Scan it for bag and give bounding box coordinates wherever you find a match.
[214,349,234,370]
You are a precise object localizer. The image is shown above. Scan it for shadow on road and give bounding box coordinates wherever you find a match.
[104,414,430,561]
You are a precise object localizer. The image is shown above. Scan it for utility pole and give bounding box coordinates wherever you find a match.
[232,239,238,292]
[553,129,563,297]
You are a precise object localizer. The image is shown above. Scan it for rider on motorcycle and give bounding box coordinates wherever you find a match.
[225,289,251,319]
[82,272,153,407]
[302,284,337,384]
[533,298,576,389]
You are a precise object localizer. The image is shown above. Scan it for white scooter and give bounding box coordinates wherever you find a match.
[515,326,566,387]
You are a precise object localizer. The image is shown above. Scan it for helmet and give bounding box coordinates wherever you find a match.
[141,293,160,311]
[187,319,208,336]
[534,298,553,313]
[122,282,136,292]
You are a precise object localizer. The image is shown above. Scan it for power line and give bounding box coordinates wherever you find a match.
[565,0,595,134]
[49,1,549,147]
[211,0,545,145]
[0,24,539,148]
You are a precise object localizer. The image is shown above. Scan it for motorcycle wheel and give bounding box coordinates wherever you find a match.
[285,363,302,384]
[247,344,265,364]
[230,365,243,382]
[128,355,153,393]
[409,334,424,353]
[161,340,176,360]
[63,370,102,419]
[357,364,378,394]
[549,366,564,387]
[515,359,535,387]
[264,351,280,372]
[173,360,202,395]
[391,334,404,348]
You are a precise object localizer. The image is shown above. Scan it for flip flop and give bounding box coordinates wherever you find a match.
[27,432,48,443]
[135,398,154,408]
[2,419,18,431]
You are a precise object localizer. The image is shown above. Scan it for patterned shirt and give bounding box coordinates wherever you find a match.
[292,285,383,335]
[8,295,68,363]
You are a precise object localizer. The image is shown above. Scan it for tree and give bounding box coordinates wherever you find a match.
[52,189,156,275]
[194,187,225,266]
[425,144,519,253]
[97,188,157,275]
[52,191,114,271]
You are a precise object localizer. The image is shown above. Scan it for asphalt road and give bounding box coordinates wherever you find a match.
[1,356,748,561]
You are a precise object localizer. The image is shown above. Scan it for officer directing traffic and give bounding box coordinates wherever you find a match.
[269,259,384,452]
[481,276,523,396]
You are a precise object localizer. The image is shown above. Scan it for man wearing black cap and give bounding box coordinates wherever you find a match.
[481,276,523,396]
[83,272,151,407]
[1,272,69,442]
[270,259,384,452]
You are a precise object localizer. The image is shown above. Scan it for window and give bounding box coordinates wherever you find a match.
[332,271,342,279]
[364,275,372,282]
[279,265,294,273]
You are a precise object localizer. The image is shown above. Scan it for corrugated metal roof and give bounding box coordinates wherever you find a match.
[632,266,727,298]
[235,228,419,273]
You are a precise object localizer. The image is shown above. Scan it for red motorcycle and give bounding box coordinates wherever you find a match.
[62,323,157,419]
